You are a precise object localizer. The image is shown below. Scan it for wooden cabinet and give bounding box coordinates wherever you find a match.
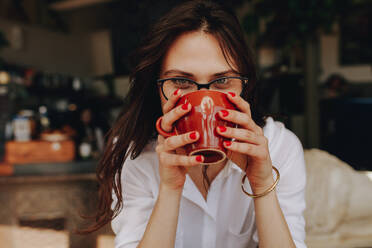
[5,140,75,164]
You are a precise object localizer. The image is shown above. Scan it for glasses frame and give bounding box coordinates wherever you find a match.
[157,76,249,100]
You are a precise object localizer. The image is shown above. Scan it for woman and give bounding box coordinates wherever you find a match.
[91,1,306,247]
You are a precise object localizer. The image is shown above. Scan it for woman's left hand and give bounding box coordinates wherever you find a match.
[216,92,274,193]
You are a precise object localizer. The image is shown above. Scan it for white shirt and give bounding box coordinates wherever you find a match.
[112,117,307,248]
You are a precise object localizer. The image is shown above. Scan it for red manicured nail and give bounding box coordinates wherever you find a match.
[228,92,236,97]
[173,89,180,95]
[182,103,189,110]
[218,126,226,132]
[196,155,203,162]
[220,110,229,117]
[224,141,232,146]
[189,131,197,140]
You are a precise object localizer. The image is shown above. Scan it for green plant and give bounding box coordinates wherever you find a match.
[240,0,371,148]
[242,0,371,49]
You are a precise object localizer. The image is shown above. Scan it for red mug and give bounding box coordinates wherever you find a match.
[156,90,236,165]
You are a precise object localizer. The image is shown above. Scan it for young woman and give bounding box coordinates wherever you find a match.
[92,1,306,247]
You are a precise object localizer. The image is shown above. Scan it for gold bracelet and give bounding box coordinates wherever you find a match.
[241,166,280,198]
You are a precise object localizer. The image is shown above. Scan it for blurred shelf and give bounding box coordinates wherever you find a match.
[0,173,96,184]
[0,160,98,182]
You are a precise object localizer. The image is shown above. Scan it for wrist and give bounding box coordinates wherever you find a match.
[249,176,275,195]
[242,166,280,198]
[160,183,184,195]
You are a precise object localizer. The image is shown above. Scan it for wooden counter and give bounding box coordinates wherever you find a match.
[0,161,113,248]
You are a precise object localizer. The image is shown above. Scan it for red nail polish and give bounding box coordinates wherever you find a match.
[220,110,229,117]
[182,103,189,110]
[173,89,180,95]
[189,131,197,140]
[218,126,226,132]
[224,141,232,146]
[196,155,203,162]
[228,92,236,97]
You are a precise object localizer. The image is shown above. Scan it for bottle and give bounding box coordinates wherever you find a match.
[79,138,92,160]
[38,105,50,132]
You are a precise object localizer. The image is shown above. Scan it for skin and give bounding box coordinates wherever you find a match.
[138,31,296,248]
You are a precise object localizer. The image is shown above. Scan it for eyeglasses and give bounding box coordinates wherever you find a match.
[157,76,248,100]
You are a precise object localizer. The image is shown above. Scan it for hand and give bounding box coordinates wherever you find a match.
[156,89,204,191]
[216,92,274,192]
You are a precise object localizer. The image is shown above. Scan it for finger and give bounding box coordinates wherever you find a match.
[158,135,165,144]
[223,141,269,161]
[159,152,204,167]
[163,131,199,152]
[161,102,191,132]
[155,135,165,153]
[216,126,266,145]
[162,89,182,113]
[218,109,262,134]
[227,92,252,117]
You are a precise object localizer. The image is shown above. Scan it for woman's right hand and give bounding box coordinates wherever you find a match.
[155,90,204,190]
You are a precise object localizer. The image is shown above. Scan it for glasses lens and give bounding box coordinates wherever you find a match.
[210,77,243,94]
[163,79,197,98]
[161,77,246,99]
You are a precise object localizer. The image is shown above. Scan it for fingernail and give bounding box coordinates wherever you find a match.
[224,141,232,146]
[228,92,236,97]
[182,103,189,110]
[196,155,204,162]
[173,89,180,96]
[220,110,229,117]
[189,131,197,140]
[218,126,226,132]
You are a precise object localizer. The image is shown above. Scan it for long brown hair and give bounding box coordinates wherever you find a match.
[82,0,266,233]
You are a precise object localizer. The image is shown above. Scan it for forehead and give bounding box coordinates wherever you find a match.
[161,31,238,76]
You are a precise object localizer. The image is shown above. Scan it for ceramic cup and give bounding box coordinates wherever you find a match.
[156,90,236,165]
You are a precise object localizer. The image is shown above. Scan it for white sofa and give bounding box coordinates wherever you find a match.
[304,149,372,248]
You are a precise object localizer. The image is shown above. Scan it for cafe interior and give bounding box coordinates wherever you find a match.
[0,0,372,247]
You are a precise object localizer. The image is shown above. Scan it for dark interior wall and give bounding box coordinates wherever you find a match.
[0,18,95,76]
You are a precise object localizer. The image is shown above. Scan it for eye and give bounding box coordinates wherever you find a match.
[213,78,228,84]
[212,77,230,89]
[170,78,194,88]
[171,78,189,84]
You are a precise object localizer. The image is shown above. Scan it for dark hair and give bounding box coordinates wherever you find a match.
[81,0,266,233]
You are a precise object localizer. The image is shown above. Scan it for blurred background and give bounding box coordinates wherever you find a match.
[0,0,371,247]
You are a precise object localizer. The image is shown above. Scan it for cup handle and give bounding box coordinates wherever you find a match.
[156,117,177,137]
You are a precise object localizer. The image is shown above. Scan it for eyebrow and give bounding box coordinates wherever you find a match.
[213,69,240,77]
[162,69,240,77]
[163,70,193,77]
